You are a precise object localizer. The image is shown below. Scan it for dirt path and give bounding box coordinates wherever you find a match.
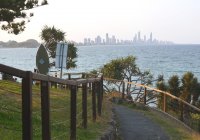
[114,105,170,140]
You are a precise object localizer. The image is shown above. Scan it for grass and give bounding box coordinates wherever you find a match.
[0,80,112,140]
[115,100,200,140]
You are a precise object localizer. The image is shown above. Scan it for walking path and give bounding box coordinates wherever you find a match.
[114,105,170,140]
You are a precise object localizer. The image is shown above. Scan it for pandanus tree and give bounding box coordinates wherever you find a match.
[40,25,77,69]
[180,72,199,103]
[156,72,200,110]
[0,0,48,34]
[101,56,154,103]
[168,75,181,110]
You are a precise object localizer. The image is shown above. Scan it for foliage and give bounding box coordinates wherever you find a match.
[101,56,139,80]
[168,75,181,111]
[191,113,200,120]
[156,72,200,109]
[40,25,77,69]
[0,0,48,34]
[180,72,199,102]
[1,73,14,81]
[168,75,181,97]
[67,43,77,69]
[101,56,154,103]
[156,75,168,109]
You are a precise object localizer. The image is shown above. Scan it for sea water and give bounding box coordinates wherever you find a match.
[1,44,200,80]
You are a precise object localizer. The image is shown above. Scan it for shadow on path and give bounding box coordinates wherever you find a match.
[114,105,170,140]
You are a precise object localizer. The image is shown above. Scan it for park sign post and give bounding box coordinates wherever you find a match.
[55,42,68,78]
[36,44,49,75]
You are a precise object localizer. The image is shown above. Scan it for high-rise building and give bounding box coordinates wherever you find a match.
[133,34,137,43]
[103,39,105,44]
[95,35,102,44]
[138,31,141,42]
[84,38,87,45]
[111,35,116,44]
[150,32,153,42]
[144,35,146,42]
[106,33,109,44]
[88,38,91,45]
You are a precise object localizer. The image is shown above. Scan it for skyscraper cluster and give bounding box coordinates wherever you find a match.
[81,32,173,46]
[84,33,117,45]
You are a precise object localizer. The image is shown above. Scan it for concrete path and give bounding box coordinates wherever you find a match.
[114,105,170,140]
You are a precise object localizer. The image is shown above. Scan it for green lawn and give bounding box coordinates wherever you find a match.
[0,80,112,140]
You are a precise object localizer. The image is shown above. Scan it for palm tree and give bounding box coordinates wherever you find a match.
[40,25,77,69]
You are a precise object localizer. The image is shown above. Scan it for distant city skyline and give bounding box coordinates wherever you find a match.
[81,32,173,46]
[0,0,200,44]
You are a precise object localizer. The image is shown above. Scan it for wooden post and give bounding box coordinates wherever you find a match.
[92,82,96,122]
[70,85,77,140]
[41,81,50,140]
[122,82,125,99]
[198,119,200,132]
[68,74,71,80]
[82,73,85,79]
[100,76,104,112]
[55,73,57,89]
[97,82,101,116]
[180,102,184,121]
[82,83,87,129]
[144,87,147,105]
[163,93,166,112]
[89,83,92,90]
[22,71,32,140]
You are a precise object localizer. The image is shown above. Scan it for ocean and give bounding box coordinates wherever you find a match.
[1,44,200,81]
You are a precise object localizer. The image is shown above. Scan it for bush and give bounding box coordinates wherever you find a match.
[2,73,14,81]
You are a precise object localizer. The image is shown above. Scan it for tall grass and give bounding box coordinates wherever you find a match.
[0,80,112,140]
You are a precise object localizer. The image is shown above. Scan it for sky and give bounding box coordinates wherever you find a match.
[0,0,200,44]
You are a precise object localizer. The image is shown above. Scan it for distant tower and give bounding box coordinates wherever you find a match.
[138,31,141,42]
[106,33,109,44]
[150,32,153,42]
[133,34,137,43]
[96,35,102,44]
[103,39,105,44]
[88,38,91,45]
[144,35,146,42]
[84,38,87,45]
[111,35,116,44]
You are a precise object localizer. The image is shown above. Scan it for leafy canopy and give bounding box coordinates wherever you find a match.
[101,56,139,80]
[0,0,48,34]
[40,25,77,69]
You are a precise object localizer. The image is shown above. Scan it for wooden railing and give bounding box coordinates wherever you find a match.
[0,64,103,140]
[104,77,200,132]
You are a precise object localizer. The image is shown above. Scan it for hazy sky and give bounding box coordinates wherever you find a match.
[0,0,200,44]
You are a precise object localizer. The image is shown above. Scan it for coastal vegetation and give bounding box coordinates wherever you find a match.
[100,56,154,95]
[156,72,200,108]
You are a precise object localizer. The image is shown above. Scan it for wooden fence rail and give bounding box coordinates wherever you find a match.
[0,64,103,140]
